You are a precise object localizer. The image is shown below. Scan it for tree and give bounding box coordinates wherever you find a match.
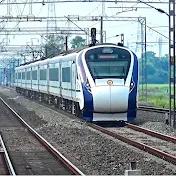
[71,36,86,48]
[44,34,65,58]
[139,51,169,84]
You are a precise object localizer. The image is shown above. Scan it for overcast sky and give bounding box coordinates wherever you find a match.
[0,1,170,58]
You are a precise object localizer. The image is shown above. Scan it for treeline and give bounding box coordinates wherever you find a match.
[139,51,169,84]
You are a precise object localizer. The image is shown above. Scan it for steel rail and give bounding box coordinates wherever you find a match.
[125,122,176,143]
[138,106,169,113]
[0,134,16,176]
[4,87,176,164]
[89,123,176,165]
[0,97,85,176]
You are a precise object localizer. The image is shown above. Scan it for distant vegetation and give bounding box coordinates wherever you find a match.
[139,51,169,84]
[138,51,170,108]
[139,84,169,108]
[44,35,65,58]
[70,36,86,48]
[44,35,86,58]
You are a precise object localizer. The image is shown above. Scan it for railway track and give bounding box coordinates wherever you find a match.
[4,86,169,114]
[2,87,176,166]
[89,122,176,165]
[0,134,15,175]
[0,96,85,175]
[138,106,169,113]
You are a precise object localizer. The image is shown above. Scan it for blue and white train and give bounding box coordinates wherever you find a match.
[15,43,138,122]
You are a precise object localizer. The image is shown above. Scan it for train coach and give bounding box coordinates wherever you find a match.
[15,43,138,122]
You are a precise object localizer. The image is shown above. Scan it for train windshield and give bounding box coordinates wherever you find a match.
[85,47,131,79]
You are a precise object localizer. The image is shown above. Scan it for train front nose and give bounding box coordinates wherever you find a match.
[91,80,129,113]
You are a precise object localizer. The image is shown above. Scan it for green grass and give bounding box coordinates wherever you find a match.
[139,84,170,108]
[140,84,169,92]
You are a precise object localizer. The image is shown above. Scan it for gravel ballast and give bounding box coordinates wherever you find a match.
[1,87,176,175]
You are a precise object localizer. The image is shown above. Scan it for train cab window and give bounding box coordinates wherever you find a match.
[85,47,131,80]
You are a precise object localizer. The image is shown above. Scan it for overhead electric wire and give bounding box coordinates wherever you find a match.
[103,12,170,41]
[87,21,100,28]
[0,0,170,5]
[0,0,65,57]
[64,16,87,36]
[138,0,169,16]
[15,0,28,16]
[84,2,101,27]
[86,2,101,16]
[0,0,169,57]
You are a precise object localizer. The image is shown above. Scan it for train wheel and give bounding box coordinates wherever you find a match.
[72,102,76,115]
[75,103,82,118]
[54,97,61,109]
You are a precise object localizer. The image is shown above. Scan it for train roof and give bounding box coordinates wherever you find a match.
[59,43,119,55]
[19,43,122,67]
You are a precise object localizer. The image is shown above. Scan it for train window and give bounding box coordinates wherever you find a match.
[49,68,59,81]
[88,61,129,77]
[40,69,47,80]
[27,71,31,80]
[62,67,70,82]
[22,72,25,80]
[18,72,21,79]
[85,47,131,79]
[32,70,37,80]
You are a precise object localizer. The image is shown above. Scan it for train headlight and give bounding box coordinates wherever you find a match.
[85,79,91,93]
[130,80,135,92]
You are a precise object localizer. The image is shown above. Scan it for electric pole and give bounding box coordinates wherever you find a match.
[169,0,175,127]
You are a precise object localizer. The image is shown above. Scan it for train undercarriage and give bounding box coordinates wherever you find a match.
[16,87,82,118]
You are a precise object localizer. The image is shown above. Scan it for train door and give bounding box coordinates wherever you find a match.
[47,63,49,93]
[59,62,62,97]
[25,68,27,89]
[30,67,32,89]
[71,60,76,99]
[19,71,21,87]
[16,71,18,87]
[38,65,39,91]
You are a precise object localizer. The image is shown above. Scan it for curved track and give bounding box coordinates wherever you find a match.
[0,96,84,175]
[138,106,169,113]
[89,123,176,165]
